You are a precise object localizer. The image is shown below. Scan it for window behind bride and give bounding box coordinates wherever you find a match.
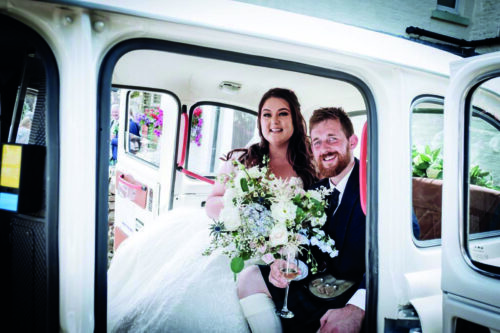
[107,88,321,332]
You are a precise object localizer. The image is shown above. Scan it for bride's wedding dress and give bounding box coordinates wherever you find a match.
[107,207,251,333]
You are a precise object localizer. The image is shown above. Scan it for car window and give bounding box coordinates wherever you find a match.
[466,77,500,274]
[411,98,445,244]
[123,89,177,167]
[186,103,257,177]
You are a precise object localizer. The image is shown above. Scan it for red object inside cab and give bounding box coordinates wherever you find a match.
[360,121,367,216]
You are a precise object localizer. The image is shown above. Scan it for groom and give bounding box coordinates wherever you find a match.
[238,107,366,333]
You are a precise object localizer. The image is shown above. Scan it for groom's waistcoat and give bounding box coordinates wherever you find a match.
[309,159,366,288]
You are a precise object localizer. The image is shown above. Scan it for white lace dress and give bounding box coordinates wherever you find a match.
[107,207,250,333]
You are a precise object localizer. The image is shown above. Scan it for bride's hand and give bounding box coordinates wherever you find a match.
[269,260,301,288]
[205,159,235,219]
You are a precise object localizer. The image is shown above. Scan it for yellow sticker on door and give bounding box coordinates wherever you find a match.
[0,145,22,189]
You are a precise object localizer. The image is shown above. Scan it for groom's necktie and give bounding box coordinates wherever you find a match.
[327,188,340,238]
[330,188,340,216]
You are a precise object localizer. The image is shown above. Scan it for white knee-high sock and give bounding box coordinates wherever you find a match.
[240,293,282,333]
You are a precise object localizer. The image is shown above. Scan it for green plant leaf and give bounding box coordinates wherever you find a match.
[230,257,245,274]
[310,198,321,207]
[479,170,490,177]
[432,147,441,160]
[296,206,305,221]
[426,165,442,179]
[293,194,302,205]
[415,162,430,170]
[420,154,431,163]
[240,178,249,192]
[470,165,479,177]
[413,168,425,177]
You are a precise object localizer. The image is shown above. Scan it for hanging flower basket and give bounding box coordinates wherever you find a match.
[191,107,203,146]
[136,107,163,142]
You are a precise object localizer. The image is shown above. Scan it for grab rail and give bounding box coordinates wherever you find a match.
[177,111,189,167]
[176,110,215,185]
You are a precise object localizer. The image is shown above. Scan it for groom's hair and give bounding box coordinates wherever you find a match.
[309,107,354,139]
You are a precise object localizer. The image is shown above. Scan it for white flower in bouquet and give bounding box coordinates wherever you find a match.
[314,228,326,237]
[270,200,297,224]
[223,188,237,206]
[269,223,289,247]
[268,178,296,201]
[293,184,307,197]
[307,189,323,203]
[310,214,327,227]
[296,232,310,245]
[220,205,241,231]
[246,165,262,179]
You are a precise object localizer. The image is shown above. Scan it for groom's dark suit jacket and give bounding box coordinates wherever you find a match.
[309,158,366,291]
[260,159,366,332]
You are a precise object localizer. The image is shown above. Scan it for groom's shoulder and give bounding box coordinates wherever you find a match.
[308,178,330,190]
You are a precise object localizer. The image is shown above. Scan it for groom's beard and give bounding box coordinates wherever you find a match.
[317,144,352,179]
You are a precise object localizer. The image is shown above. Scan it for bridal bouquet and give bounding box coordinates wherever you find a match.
[203,157,338,276]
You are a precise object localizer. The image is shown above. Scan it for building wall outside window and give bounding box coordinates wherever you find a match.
[235,0,500,54]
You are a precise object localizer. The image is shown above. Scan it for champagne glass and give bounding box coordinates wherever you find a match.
[276,248,299,319]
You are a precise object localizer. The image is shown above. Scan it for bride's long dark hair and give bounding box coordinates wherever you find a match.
[224,88,317,189]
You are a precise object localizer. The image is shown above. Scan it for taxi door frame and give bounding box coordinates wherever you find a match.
[442,51,500,332]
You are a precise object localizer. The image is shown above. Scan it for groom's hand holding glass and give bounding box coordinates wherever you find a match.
[269,258,300,288]
[271,250,301,319]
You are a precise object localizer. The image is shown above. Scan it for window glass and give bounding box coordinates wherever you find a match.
[125,90,177,167]
[15,88,38,144]
[187,104,257,177]
[437,0,458,12]
[437,0,456,8]
[411,98,445,243]
[467,77,500,272]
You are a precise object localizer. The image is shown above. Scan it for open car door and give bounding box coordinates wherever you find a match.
[442,51,500,332]
[110,87,180,250]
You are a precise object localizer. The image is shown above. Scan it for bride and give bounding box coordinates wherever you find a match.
[107,88,317,332]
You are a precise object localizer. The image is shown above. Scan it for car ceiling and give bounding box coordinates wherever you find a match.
[112,49,366,120]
